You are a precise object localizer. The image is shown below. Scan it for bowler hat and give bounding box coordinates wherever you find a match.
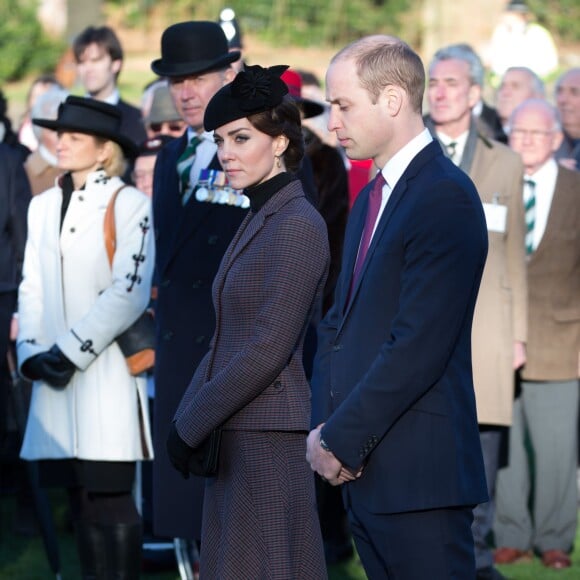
[281,69,324,119]
[151,21,240,78]
[32,95,138,158]
[204,64,289,132]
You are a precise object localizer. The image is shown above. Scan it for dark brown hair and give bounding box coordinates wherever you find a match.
[248,95,304,173]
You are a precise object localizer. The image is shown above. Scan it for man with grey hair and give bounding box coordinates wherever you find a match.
[554,67,580,170]
[494,98,580,570]
[496,67,545,133]
[23,87,68,195]
[442,43,506,142]
[426,42,528,580]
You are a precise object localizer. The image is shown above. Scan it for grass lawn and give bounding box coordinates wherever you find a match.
[1,483,579,579]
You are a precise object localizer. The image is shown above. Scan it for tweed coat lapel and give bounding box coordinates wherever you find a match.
[339,141,441,330]
[213,180,305,293]
[529,167,575,263]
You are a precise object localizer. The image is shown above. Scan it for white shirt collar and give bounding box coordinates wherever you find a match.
[379,128,433,190]
[435,129,469,165]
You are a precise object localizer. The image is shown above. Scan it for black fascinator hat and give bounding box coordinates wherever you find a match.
[204,64,289,132]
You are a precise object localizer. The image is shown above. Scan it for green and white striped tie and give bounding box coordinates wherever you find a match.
[524,179,536,255]
[176,135,201,205]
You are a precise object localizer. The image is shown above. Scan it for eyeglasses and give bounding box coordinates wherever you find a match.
[132,170,154,181]
[149,122,185,133]
[509,128,554,139]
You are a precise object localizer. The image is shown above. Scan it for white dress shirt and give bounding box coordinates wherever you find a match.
[370,128,433,239]
[524,158,558,251]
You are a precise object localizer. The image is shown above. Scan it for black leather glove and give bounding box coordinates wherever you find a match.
[22,346,76,388]
[166,422,194,479]
[44,345,76,387]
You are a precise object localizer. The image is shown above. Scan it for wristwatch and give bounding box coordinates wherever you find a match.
[319,436,331,453]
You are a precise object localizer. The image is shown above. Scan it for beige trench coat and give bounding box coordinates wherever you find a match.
[469,136,527,426]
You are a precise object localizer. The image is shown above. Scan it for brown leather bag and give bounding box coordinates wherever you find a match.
[104,186,155,375]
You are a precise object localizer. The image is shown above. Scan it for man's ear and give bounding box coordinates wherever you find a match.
[224,67,237,84]
[111,59,122,76]
[468,83,482,109]
[381,85,404,116]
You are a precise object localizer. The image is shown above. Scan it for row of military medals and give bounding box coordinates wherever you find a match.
[195,169,250,208]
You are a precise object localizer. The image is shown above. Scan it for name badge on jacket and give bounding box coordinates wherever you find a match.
[483,201,507,233]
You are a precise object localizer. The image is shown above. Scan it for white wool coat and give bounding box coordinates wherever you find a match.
[17,170,154,461]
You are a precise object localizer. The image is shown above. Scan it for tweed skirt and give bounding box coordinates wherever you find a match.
[200,430,327,579]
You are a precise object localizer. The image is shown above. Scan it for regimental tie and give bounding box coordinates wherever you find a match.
[349,172,386,300]
[445,141,458,164]
[524,178,536,255]
[176,135,201,205]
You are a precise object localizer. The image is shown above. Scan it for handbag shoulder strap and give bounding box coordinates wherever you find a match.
[103,185,128,268]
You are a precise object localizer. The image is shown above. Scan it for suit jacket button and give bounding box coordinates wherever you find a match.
[207,235,219,245]
[162,331,173,341]
[192,280,202,289]
[161,279,170,287]
[332,344,342,352]
[195,335,206,344]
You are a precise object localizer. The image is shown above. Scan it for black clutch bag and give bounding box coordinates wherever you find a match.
[188,429,222,477]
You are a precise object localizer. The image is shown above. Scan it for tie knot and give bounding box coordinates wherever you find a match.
[445,141,458,158]
[524,178,536,189]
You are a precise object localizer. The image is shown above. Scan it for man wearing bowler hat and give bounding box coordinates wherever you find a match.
[149,21,247,567]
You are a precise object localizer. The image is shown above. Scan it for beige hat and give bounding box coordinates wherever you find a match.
[145,84,182,125]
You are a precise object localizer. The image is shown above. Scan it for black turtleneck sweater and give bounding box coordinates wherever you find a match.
[244,172,294,214]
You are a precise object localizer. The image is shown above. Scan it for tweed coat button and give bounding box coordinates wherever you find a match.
[207,234,219,245]
[162,331,173,341]
[273,380,282,390]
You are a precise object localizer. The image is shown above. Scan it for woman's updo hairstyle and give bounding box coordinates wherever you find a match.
[248,95,303,173]
[204,64,304,172]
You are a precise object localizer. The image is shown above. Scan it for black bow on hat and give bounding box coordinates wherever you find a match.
[151,21,240,78]
[32,95,138,158]
[204,64,289,132]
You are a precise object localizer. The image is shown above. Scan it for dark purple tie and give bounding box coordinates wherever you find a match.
[350,172,385,290]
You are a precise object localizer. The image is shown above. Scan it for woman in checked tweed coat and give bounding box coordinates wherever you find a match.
[166,65,329,578]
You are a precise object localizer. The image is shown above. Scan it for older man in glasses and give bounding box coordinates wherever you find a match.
[494,99,580,571]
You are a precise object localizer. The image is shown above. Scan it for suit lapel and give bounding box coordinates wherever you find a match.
[215,181,304,288]
[339,141,441,329]
[340,176,408,326]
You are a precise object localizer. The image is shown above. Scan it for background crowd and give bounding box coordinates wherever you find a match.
[0,0,579,579]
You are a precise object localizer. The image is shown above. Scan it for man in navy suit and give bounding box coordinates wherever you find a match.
[307,35,489,578]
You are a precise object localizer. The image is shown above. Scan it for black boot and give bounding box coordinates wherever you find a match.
[76,522,107,580]
[102,522,143,580]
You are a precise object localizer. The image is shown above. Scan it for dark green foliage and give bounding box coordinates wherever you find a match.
[0,0,65,84]
[527,0,580,43]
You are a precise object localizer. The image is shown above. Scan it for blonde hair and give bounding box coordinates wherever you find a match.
[97,139,127,177]
[332,35,425,114]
